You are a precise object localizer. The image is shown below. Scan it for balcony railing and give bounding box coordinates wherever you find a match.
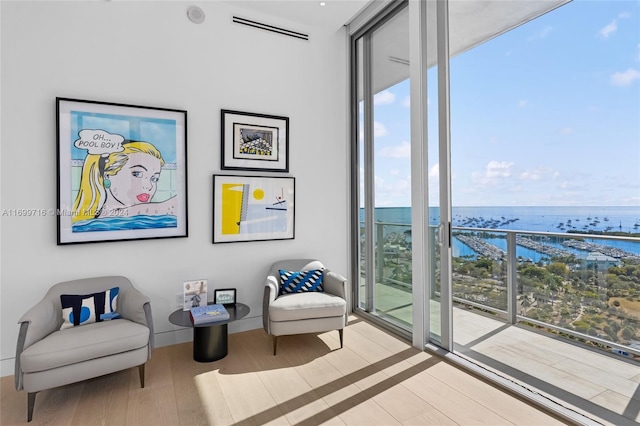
[361,221,640,359]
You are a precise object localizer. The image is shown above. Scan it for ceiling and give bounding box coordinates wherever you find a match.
[224,0,371,32]
[225,0,571,94]
[367,0,571,94]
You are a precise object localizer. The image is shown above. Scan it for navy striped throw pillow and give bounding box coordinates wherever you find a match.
[279,269,324,295]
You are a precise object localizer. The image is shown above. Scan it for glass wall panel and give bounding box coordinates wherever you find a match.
[355,4,411,328]
[449,0,640,356]
[425,6,443,345]
[356,37,367,310]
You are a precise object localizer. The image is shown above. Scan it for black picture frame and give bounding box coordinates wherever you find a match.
[214,288,237,306]
[212,174,295,243]
[56,97,188,244]
[221,109,289,172]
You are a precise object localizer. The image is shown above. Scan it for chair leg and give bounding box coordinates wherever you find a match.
[138,364,145,388]
[339,329,344,349]
[27,392,36,422]
[273,335,277,356]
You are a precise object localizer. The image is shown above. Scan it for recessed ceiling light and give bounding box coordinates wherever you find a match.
[320,2,326,6]
[187,6,205,24]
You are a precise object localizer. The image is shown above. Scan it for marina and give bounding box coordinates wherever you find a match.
[371,206,640,260]
[562,239,640,261]
[516,236,574,258]
[455,234,505,260]
[454,234,640,262]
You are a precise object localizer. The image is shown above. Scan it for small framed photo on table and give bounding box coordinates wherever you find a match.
[183,279,208,311]
[214,288,237,306]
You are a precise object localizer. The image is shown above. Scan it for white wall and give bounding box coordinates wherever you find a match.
[0,1,350,376]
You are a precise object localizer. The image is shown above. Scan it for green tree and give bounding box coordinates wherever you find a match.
[621,326,636,340]
[603,325,617,342]
[475,259,493,272]
[547,262,567,276]
[521,266,548,280]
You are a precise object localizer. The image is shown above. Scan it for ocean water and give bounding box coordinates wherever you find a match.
[72,214,177,232]
[363,206,640,258]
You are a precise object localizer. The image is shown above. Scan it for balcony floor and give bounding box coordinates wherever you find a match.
[371,284,640,425]
[453,307,640,425]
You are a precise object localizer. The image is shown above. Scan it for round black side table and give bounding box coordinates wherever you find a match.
[169,303,250,362]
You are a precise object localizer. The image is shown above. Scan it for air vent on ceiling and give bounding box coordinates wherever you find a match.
[232,16,309,41]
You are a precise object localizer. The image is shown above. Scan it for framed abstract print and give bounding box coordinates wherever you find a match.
[212,174,294,243]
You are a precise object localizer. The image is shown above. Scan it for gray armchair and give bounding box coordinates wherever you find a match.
[14,276,154,422]
[263,259,348,355]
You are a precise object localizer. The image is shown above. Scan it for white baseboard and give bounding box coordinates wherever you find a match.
[1,359,15,378]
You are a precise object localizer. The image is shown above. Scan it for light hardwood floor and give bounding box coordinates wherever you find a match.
[1,315,570,425]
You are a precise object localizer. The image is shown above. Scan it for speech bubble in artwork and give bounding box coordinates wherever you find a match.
[74,129,125,155]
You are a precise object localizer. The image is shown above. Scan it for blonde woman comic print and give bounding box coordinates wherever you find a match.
[72,130,176,227]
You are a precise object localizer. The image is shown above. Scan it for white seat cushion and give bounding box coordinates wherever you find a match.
[20,319,149,373]
[269,292,346,322]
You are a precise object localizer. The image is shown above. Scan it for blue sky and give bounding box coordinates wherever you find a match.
[370,0,640,207]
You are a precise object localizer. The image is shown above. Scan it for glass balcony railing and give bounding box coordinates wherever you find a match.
[360,221,640,360]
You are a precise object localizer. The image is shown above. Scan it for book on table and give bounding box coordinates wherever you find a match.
[190,304,230,325]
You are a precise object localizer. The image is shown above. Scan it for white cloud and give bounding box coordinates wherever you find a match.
[519,167,564,185]
[618,11,631,19]
[393,178,411,193]
[620,195,640,205]
[471,160,514,187]
[485,160,514,178]
[374,90,395,106]
[517,100,528,108]
[373,174,412,206]
[599,20,617,38]
[379,141,411,158]
[558,181,581,190]
[611,68,640,86]
[559,127,575,135]
[402,96,411,108]
[359,121,389,140]
[429,163,439,179]
[428,164,440,192]
[527,26,553,41]
[539,27,553,38]
[519,169,544,181]
[374,121,388,137]
[389,169,400,176]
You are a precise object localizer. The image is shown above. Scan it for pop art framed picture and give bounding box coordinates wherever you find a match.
[56,97,188,245]
[221,109,289,172]
[212,174,294,243]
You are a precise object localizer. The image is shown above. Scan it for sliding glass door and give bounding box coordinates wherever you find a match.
[354,3,413,332]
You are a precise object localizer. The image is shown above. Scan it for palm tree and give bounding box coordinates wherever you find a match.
[519,294,533,315]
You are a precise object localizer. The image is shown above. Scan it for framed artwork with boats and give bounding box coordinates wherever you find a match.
[212,174,294,243]
[220,109,289,172]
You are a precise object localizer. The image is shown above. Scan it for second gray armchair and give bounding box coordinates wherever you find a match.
[263,259,349,355]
